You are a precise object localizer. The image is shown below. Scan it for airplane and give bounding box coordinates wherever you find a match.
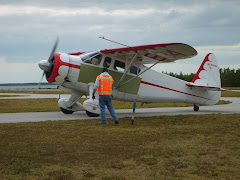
[38,38,225,117]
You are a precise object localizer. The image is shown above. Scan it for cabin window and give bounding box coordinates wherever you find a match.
[114,60,125,72]
[103,57,111,68]
[85,54,102,66]
[130,66,141,75]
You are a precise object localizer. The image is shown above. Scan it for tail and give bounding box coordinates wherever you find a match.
[186,53,225,91]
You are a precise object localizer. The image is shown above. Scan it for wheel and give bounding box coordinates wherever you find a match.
[193,104,199,111]
[60,107,74,114]
[86,111,100,117]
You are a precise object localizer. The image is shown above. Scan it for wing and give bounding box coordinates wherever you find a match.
[100,43,197,64]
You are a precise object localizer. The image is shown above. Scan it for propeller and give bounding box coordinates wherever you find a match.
[38,38,59,88]
[38,72,45,89]
[47,37,59,64]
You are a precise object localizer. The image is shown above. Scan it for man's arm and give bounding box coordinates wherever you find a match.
[92,78,99,99]
[94,77,99,91]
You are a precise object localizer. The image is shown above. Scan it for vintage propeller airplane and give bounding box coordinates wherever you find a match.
[38,38,224,117]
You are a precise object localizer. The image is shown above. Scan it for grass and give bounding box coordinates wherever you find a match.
[0,98,230,113]
[0,99,61,113]
[0,88,235,113]
[0,89,70,94]
[224,87,240,90]
[0,114,239,179]
[0,95,23,98]
[1,87,240,97]
[221,90,240,97]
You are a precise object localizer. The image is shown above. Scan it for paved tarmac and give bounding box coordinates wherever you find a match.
[0,93,239,123]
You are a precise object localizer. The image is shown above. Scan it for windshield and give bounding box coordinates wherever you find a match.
[80,51,100,62]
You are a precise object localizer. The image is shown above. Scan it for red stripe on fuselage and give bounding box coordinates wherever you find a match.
[141,81,211,100]
[69,63,81,69]
[61,61,81,69]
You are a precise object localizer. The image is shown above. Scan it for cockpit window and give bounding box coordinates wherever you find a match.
[114,60,125,72]
[81,51,99,62]
[85,54,102,66]
[103,57,111,68]
[130,66,141,75]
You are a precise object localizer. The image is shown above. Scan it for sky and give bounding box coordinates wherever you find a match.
[0,0,239,83]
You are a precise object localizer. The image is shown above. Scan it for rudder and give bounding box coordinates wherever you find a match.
[191,53,221,88]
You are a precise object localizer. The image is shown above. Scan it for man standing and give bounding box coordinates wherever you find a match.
[93,67,119,124]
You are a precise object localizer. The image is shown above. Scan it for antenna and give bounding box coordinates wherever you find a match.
[99,37,130,47]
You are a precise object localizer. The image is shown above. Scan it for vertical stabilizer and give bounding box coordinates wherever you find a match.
[191,53,221,88]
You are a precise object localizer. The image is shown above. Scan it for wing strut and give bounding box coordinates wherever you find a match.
[118,58,166,88]
[116,53,138,88]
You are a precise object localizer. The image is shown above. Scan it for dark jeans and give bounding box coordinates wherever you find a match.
[99,95,118,124]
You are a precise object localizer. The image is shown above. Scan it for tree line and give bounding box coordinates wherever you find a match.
[164,68,240,87]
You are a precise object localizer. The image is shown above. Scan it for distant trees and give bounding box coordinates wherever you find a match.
[164,68,240,87]
[220,68,240,87]
[165,72,196,83]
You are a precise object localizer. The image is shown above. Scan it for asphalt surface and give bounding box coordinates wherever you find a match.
[0,93,239,123]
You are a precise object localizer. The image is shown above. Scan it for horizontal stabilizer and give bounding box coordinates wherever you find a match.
[186,82,227,91]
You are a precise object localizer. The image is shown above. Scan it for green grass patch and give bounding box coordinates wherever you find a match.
[0,95,23,98]
[221,91,240,97]
[0,99,61,113]
[0,114,239,179]
[224,87,240,90]
[0,89,69,94]
[1,88,240,96]
[220,87,240,97]
[0,99,230,113]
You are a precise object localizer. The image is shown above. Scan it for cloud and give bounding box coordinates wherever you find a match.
[0,0,240,83]
[196,44,240,54]
[0,57,44,83]
[0,3,202,18]
[152,62,240,75]
[0,5,158,17]
[151,43,240,75]
[195,44,240,65]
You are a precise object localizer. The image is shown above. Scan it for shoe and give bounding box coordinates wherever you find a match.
[115,120,119,124]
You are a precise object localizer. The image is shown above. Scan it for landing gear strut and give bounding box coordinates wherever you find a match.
[193,104,199,111]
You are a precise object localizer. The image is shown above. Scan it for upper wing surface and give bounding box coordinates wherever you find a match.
[100,43,197,64]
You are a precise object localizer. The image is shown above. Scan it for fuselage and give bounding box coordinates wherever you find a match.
[46,51,221,105]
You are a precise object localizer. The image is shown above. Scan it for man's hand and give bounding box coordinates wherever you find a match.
[92,93,95,100]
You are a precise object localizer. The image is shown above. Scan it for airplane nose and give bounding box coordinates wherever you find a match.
[38,60,51,72]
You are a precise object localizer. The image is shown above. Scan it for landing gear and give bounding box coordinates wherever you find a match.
[85,110,100,117]
[58,93,84,115]
[60,107,74,114]
[193,104,199,111]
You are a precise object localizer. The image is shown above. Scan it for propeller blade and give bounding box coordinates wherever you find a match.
[38,72,45,89]
[38,38,59,89]
[47,37,59,63]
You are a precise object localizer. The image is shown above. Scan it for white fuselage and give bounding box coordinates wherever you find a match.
[137,68,220,105]
[51,52,220,106]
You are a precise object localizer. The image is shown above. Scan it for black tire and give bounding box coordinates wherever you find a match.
[86,111,100,117]
[60,107,74,114]
[194,104,199,111]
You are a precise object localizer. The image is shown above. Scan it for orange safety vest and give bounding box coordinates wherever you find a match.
[97,75,113,95]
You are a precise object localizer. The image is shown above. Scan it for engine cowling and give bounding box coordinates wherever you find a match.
[47,52,70,84]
